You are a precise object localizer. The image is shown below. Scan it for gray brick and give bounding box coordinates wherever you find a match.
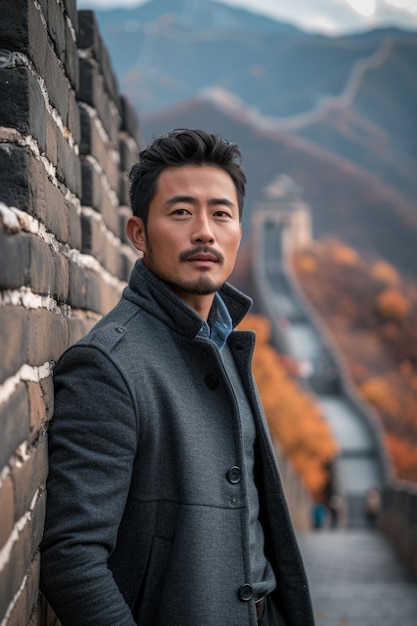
[56,125,82,196]
[65,0,78,33]
[119,206,132,245]
[0,382,29,470]
[78,56,121,146]
[68,259,87,309]
[0,474,14,550]
[119,95,139,141]
[81,159,119,234]
[0,229,31,290]
[28,236,68,301]
[85,271,122,316]
[67,201,82,250]
[119,131,139,173]
[0,489,46,623]
[13,429,48,522]
[45,44,70,127]
[0,0,48,78]
[80,106,120,191]
[65,17,79,91]
[7,550,41,626]
[118,170,130,207]
[81,212,124,279]
[0,307,28,383]
[0,66,47,152]
[68,314,97,345]
[77,11,119,104]
[27,309,69,366]
[67,90,81,145]
[0,143,80,239]
[47,0,66,63]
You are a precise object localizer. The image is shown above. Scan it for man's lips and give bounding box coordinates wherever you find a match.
[186,253,218,262]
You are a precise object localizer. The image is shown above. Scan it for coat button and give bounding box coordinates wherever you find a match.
[227,466,241,484]
[204,374,219,390]
[115,326,125,333]
[239,584,253,602]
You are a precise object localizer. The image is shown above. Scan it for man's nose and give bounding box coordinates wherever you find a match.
[192,214,215,244]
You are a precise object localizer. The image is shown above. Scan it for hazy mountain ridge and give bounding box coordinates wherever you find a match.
[92,0,417,277]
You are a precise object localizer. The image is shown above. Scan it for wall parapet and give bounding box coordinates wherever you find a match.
[0,2,141,623]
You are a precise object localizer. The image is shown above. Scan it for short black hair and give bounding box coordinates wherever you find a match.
[128,128,246,224]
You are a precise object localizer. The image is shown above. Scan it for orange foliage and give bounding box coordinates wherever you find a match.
[239,314,339,496]
[292,239,417,483]
[360,377,400,417]
[385,435,417,483]
[328,239,359,266]
[296,253,317,274]
[371,261,399,285]
[376,288,411,321]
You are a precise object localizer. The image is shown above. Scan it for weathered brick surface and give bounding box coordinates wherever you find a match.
[0,474,14,550]
[77,11,119,105]
[78,56,120,146]
[81,211,124,279]
[0,230,32,291]
[120,95,140,141]
[119,132,139,174]
[0,306,28,383]
[27,310,69,367]
[80,105,120,192]
[81,159,119,234]
[13,431,48,523]
[0,491,46,624]
[0,66,47,152]
[68,314,98,346]
[0,0,48,79]
[28,238,68,302]
[8,550,41,626]
[0,0,140,622]
[0,145,81,245]
[119,205,133,245]
[0,383,29,481]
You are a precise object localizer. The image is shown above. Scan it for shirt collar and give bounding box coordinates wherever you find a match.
[197,292,233,351]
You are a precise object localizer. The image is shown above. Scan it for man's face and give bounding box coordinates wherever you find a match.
[128,165,242,315]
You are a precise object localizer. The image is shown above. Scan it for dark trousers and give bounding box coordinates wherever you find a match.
[259,596,288,626]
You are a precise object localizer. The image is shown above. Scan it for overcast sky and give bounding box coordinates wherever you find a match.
[77,0,417,34]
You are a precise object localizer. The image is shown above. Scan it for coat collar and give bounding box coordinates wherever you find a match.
[124,259,252,339]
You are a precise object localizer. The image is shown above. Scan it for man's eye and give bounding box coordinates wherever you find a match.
[172,209,190,215]
[214,210,231,218]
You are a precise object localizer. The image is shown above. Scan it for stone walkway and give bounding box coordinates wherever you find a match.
[297,530,417,626]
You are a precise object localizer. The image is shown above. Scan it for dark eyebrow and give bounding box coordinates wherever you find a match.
[166,195,235,207]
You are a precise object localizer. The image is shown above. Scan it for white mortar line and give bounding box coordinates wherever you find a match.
[0,487,42,625]
[0,361,54,408]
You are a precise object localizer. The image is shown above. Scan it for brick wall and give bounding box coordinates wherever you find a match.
[0,1,141,623]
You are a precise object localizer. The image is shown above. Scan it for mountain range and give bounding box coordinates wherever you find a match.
[92,0,417,279]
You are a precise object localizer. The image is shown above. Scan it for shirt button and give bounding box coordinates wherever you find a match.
[227,466,242,484]
[230,496,238,505]
[204,374,219,390]
[239,584,253,602]
[115,326,125,333]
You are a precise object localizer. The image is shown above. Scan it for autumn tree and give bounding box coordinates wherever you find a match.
[239,314,338,497]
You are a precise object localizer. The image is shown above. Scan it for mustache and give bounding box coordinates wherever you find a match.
[179,245,224,264]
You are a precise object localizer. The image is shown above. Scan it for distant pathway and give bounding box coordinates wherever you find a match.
[298,530,417,626]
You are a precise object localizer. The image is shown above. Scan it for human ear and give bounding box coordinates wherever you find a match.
[126,216,147,253]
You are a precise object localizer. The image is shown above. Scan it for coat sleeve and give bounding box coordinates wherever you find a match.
[40,344,138,626]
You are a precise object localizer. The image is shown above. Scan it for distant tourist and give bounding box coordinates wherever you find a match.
[364,486,382,527]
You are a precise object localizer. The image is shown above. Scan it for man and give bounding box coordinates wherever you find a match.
[40,129,315,626]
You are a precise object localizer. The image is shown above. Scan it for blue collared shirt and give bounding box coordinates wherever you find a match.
[197,293,233,351]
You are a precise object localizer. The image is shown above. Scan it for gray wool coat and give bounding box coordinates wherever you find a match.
[40,259,315,626]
